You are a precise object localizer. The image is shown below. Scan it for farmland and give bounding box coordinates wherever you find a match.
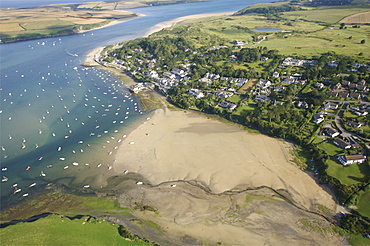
[174,2,370,59]
[0,0,206,43]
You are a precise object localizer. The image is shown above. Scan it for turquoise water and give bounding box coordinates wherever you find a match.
[0,0,272,206]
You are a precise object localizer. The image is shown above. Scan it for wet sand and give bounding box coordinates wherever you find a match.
[114,109,336,211]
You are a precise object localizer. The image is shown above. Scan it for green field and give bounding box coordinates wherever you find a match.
[348,233,370,246]
[318,141,343,156]
[326,158,370,185]
[283,7,370,23]
[228,95,244,103]
[173,3,370,59]
[356,190,370,219]
[0,214,152,246]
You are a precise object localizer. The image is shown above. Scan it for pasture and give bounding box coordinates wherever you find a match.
[0,214,153,246]
[175,4,370,59]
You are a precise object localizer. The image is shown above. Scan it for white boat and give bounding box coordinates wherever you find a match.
[58,147,62,152]
[29,183,36,187]
[1,146,5,151]
[52,133,56,137]
[63,166,69,169]
[97,164,102,168]
[59,157,66,161]
[40,171,46,177]
[72,162,79,166]
[2,176,8,182]
[2,167,8,171]
[38,156,43,161]
[83,185,90,188]
[136,181,143,185]
[8,135,12,140]
[14,188,22,194]
[23,193,29,197]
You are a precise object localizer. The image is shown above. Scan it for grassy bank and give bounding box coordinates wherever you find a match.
[0,214,153,246]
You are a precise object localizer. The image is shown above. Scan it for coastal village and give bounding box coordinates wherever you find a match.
[98,40,370,171]
[1,0,370,244]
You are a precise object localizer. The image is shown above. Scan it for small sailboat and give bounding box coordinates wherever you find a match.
[26,166,31,171]
[40,171,46,177]
[2,176,8,182]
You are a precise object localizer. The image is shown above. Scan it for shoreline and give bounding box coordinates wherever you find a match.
[83,11,235,66]
[144,11,236,37]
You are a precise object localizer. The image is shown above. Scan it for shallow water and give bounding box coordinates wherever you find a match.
[0,0,272,205]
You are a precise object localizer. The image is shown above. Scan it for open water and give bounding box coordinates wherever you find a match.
[0,0,271,206]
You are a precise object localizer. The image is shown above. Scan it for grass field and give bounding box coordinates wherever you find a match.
[174,4,370,59]
[283,7,369,23]
[0,214,152,246]
[318,141,343,156]
[326,158,370,185]
[228,95,244,103]
[356,190,370,219]
[348,233,370,246]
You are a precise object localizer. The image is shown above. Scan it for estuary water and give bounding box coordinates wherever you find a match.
[0,0,271,205]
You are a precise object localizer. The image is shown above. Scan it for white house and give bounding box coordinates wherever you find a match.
[313,112,325,124]
[188,89,204,99]
[338,154,366,166]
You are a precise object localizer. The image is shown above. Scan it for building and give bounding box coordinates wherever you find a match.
[338,154,366,166]
[324,128,340,138]
[334,138,351,149]
[219,101,237,111]
[188,89,204,99]
[313,112,325,124]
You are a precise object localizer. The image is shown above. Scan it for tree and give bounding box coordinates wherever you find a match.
[360,39,365,44]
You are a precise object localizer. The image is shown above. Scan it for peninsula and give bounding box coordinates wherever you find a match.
[0,0,208,43]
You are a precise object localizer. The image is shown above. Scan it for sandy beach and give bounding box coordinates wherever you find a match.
[114,109,336,211]
[84,11,235,66]
[145,11,235,37]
